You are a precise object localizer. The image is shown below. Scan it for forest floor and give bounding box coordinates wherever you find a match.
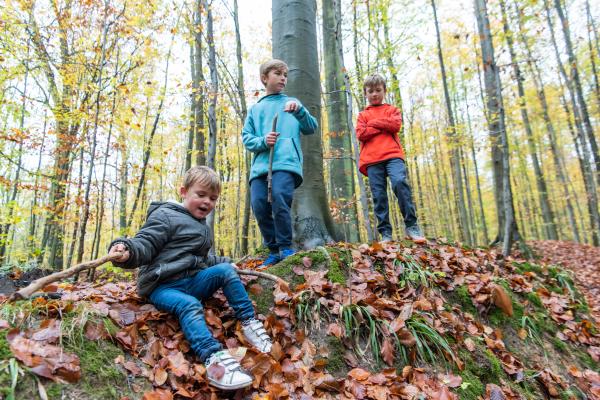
[0,239,599,400]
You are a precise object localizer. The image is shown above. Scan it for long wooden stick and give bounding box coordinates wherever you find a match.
[267,114,278,203]
[10,252,287,301]
[10,252,124,301]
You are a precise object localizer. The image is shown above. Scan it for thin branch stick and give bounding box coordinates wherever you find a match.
[10,251,288,301]
[235,267,286,285]
[267,114,278,203]
[10,252,123,301]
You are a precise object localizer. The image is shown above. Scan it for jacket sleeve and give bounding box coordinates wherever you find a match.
[242,110,269,153]
[204,255,232,267]
[366,107,402,134]
[109,210,171,269]
[293,103,318,135]
[356,112,381,142]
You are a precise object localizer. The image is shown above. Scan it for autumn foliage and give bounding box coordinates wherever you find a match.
[1,239,599,399]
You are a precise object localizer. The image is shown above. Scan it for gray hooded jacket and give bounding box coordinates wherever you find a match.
[109,201,230,297]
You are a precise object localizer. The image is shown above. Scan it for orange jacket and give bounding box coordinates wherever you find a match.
[356,103,405,175]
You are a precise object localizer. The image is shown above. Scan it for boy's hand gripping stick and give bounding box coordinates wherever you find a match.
[267,114,278,203]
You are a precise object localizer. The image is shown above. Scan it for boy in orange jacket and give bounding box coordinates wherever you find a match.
[356,74,425,243]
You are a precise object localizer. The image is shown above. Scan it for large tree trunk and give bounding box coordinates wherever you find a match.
[499,0,557,240]
[474,0,522,256]
[322,0,359,243]
[272,0,336,248]
[431,0,470,244]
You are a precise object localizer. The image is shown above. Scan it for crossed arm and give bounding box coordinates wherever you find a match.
[356,108,402,142]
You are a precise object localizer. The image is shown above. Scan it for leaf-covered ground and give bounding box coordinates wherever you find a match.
[526,240,600,324]
[1,239,599,399]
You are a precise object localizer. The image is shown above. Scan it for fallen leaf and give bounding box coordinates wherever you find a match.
[491,285,513,317]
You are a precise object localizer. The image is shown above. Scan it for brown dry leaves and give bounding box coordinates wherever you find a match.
[2,239,599,398]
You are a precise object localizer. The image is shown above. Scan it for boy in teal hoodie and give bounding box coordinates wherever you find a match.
[242,59,318,267]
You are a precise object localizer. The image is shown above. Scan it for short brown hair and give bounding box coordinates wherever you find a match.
[363,74,387,94]
[259,59,288,85]
[182,166,221,193]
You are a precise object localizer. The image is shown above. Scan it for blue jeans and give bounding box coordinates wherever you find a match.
[367,158,418,236]
[149,263,255,362]
[250,171,295,252]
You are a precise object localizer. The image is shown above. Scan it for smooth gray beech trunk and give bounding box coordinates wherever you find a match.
[272,0,336,247]
[474,0,522,255]
[499,0,557,241]
[322,0,359,242]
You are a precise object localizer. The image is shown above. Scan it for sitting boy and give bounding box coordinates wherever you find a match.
[108,166,272,390]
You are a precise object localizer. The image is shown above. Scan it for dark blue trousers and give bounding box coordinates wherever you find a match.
[366,158,418,236]
[250,171,295,252]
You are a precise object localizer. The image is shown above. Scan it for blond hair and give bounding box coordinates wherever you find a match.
[182,166,221,193]
[259,59,288,86]
[363,74,387,94]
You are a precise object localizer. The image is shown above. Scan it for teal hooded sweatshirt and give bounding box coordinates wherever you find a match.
[242,93,317,187]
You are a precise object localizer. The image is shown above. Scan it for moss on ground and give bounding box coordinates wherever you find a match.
[526,292,543,309]
[324,337,347,376]
[513,262,543,275]
[457,369,485,400]
[452,285,477,315]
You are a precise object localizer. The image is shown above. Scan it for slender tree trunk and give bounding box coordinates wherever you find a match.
[431,0,470,244]
[230,0,252,254]
[272,0,336,247]
[585,0,600,113]
[186,37,196,172]
[67,147,85,271]
[29,112,47,252]
[545,0,600,244]
[553,0,600,181]
[76,14,110,264]
[500,0,557,240]
[515,4,580,242]
[127,22,178,229]
[474,0,523,256]
[322,0,359,242]
[0,41,30,263]
[379,0,405,142]
[194,0,206,166]
[352,0,365,111]
[203,0,218,241]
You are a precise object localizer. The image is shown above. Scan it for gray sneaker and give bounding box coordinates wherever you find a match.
[205,350,253,390]
[380,233,393,243]
[405,225,426,242]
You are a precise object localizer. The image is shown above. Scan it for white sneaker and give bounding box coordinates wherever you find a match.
[205,350,253,390]
[242,318,272,353]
